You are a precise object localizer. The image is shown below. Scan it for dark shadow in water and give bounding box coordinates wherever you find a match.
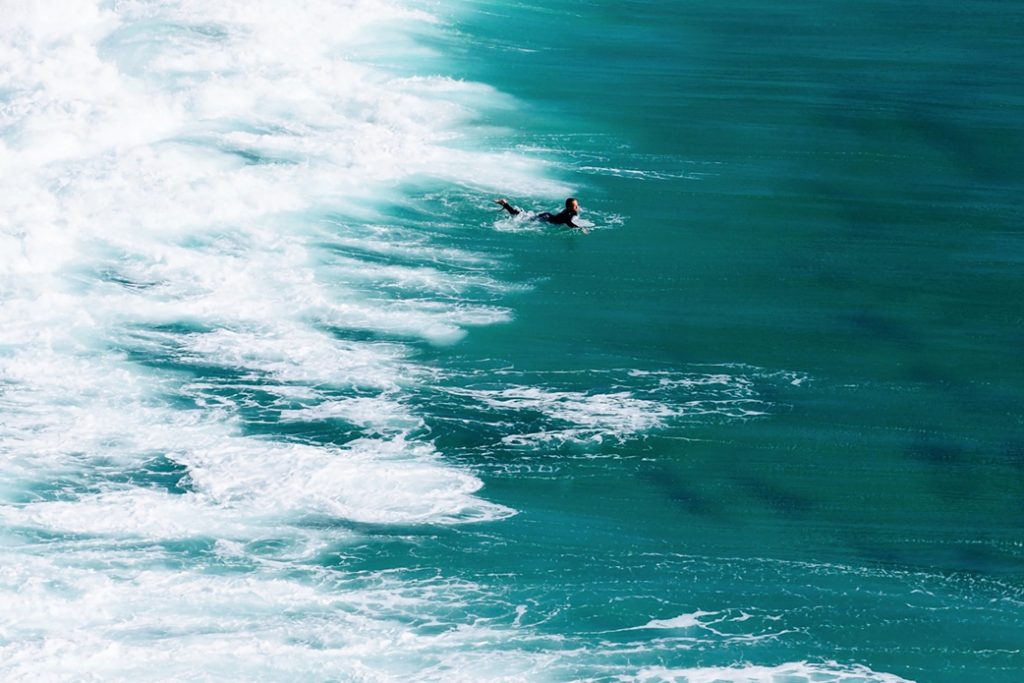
[905,439,965,466]
[839,529,910,568]
[902,439,976,502]
[731,473,814,516]
[1006,441,1024,470]
[640,467,724,520]
[844,311,922,350]
[904,101,1022,186]
[951,539,1014,576]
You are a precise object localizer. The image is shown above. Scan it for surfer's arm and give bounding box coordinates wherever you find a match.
[494,198,521,216]
[567,217,589,233]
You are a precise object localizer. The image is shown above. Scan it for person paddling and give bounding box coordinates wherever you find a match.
[494,197,586,232]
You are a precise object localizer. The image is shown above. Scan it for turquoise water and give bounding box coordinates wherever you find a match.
[1,0,1022,681]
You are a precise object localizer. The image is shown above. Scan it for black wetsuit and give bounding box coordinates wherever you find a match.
[536,209,578,227]
[499,201,579,228]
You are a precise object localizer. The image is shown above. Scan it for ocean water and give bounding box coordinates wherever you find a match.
[1,0,1022,681]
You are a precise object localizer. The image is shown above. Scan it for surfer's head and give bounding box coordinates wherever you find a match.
[565,197,579,215]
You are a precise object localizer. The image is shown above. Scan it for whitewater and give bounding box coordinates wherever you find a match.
[0,0,547,677]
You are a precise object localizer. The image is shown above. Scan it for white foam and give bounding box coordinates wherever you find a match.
[0,343,510,529]
[0,550,548,682]
[428,365,812,451]
[1,0,541,537]
[450,385,677,445]
[181,435,514,525]
[321,253,515,297]
[638,611,718,630]
[173,325,414,388]
[279,395,423,433]
[317,224,501,268]
[577,165,710,181]
[1,489,265,541]
[624,662,915,683]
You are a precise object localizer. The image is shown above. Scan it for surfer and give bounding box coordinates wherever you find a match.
[494,197,586,232]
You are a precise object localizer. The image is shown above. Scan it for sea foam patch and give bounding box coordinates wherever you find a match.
[0,340,508,530]
[623,662,915,683]
[0,548,547,682]
[441,366,806,447]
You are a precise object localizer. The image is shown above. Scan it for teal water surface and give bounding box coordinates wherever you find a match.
[411,0,1024,680]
